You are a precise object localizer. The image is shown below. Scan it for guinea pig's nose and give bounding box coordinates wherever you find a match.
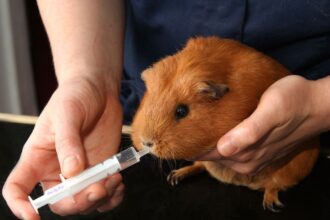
[142,141,154,148]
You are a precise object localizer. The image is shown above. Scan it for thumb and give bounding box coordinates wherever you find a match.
[217,105,275,157]
[55,102,86,178]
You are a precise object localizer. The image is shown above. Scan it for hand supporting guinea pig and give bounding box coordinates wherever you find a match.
[198,75,330,174]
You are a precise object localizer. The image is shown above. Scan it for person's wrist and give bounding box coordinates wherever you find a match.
[310,76,330,131]
[57,68,121,99]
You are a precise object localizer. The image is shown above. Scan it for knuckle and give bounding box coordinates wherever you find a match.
[2,184,8,200]
[57,137,77,151]
[262,87,286,111]
[243,122,260,146]
[2,181,13,202]
[272,92,286,109]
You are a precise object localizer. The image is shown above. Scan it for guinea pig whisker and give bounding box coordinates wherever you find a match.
[165,158,173,171]
[170,150,177,170]
[158,157,163,174]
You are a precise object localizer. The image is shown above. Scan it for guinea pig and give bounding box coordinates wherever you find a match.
[131,37,319,211]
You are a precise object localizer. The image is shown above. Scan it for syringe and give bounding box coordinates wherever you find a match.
[28,147,149,214]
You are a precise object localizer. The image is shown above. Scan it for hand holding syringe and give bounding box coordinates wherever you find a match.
[29,147,149,214]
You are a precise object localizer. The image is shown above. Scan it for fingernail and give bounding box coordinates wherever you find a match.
[88,193,100,202]
[20,213,28,220]
[63,155,79,175]
[219,142,238,157]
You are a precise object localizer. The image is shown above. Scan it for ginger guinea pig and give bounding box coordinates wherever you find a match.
[131,37,319,211]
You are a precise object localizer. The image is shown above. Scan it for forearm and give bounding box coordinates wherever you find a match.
[311,75,330,131]
[37,0,125,95]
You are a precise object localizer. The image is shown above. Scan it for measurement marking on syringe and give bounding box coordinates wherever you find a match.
[46,184,65,195]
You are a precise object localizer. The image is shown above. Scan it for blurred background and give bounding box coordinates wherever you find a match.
[0,0,56,115]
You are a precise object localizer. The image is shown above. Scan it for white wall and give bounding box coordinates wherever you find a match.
[0,0,37,115]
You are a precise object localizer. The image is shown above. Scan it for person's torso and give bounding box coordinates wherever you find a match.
[121,0,330,124]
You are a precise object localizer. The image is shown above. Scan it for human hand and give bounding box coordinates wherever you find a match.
[198,75,330,174]
[3,77,124,219]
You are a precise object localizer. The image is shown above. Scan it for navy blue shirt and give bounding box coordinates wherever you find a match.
[121,0,330,124]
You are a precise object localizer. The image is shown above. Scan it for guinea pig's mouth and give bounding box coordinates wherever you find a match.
[148,144,215,161]
[149,146,174,160]
[145,144,183,160]
[157,145,218,161]
[133,142,159,158]
[134,137,216,161]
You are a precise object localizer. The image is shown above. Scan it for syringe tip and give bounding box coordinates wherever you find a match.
[138,147,150,158]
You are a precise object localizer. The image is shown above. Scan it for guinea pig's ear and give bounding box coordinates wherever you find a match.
[197,81,229,99]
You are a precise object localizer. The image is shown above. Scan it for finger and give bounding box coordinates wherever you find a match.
[97,183,125,213]
[72,173,122,207]
[2,159,40,220]
[41,173,122,215]
[78,174,123,214]
[104,173,122,196]
[194,148,222,161]
[43,180,108,215]
[54,100,86,178]
[219,159,260,175]
[217,102,277,157]
[80,197,108,215]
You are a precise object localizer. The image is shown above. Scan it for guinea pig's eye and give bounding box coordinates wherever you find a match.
[175,104,189,120]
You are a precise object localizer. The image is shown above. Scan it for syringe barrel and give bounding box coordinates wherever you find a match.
[115,147,140,170]
[58,159,120,199]
[30,157,121,211]
[29,147,147,213]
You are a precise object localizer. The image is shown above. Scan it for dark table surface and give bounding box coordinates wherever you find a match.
[1,121,330,220]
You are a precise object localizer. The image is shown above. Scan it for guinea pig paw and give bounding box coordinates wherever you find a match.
[167,170,185,186]
[263,203,281,213]
[262,200,284,213]
[263,189,284,212]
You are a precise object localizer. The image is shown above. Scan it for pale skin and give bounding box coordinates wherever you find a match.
[2,1,330,219]
[198,75,330,174]
[3,1,125,219]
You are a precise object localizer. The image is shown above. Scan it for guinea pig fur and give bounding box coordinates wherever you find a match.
[131,37,319,211]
